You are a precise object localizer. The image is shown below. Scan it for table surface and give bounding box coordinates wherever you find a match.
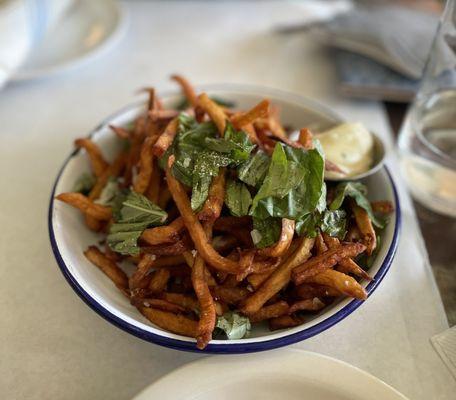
[384,102,456,325]
[1,2,455,399]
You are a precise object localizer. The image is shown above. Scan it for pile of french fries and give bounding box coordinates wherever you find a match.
[56,75,393,349]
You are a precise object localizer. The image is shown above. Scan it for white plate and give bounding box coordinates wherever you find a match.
[133,350,409,400]
[13,0,127,80]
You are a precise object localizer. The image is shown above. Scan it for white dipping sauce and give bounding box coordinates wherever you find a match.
[315,122,374,178]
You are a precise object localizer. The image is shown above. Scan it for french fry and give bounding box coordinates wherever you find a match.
[109,125,130,139]
[84,246,128,290]
[141,217,185,246]
[192,235,217,349]
[292,242,366,285]
[136,298,187,314]
[371,200,394,214]
[148,268,171,293]
[139,306,198,338]
[158,186,172,210]
[352,203,376,255]
[289,298,325,313]
[256,128,276,154]
[56,193,112,220]
[152,118,178,157]
[307,269,367,300]
[148,109,180,123]
[298,128,313,149]
[212,286,250,305]
[242,123,260,145]
[249,301,289,323]
[84,215,103,232]
[295,283,341,300]
[197,93,227,135]
[144,159,161,203]
[166,157,243,273]
[162,292,199,311]
[268,315,301,331]
[247,270,274,289]
[258,219,295,258]
[315,232,328,255]
[129,253,156,290]
[143,237,191,256]
[323,233,371,281]
[74,138,108,177]
[171,74,198,107]
[133,136,155,194]
[198,170,226,222]
[241,237,315,315]
[231,99,270,129]
[346,224,362,242]
[153,255,186,268]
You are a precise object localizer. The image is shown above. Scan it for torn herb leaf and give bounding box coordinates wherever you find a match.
[215,312,251,340]
[225,178,252,217]
[251,217,282,248]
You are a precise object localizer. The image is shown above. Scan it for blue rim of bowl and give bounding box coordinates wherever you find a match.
[48,85,401,354]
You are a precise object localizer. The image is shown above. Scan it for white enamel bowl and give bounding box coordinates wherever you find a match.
[49,84,401,353]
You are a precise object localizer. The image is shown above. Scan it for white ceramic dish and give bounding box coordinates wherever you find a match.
[132,350,409,400]
[48,84,401,353]
[13,0,126,80]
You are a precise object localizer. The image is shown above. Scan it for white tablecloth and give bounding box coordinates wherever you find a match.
[1,1,454,399]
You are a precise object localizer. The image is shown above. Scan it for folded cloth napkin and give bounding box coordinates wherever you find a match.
[310,5,440,79]
[432,325,456,381]
[0,0,73,88]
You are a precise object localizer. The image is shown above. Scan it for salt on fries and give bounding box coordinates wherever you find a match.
[56,75,392,349]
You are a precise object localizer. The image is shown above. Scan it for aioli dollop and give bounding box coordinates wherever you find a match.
[315,122,374,178]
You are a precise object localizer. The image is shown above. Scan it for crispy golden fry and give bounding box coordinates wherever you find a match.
[148,268,171,293]
[139,87,158,111]
[242,123,260,145]
[256,128,276,154]
[268,315,301,331]
[141,217,185,246]
[247,270,274,289]
[89,151,127,200]
[191,229,217,349]
[143,236,191,256]
[346,224,362,242]
[144,160,161,203]
[84,215,103,232]
[249,301,289,323]
[129,253,156,290]
[84,246,128,290]
[323,233,371,281]
[315,232,328,255]
[139,306,198,338]
[294,283,341,300]
[258,219,295,258]
[152,255,186,268]
[136,298,187,314]
[124,117,146,186]
[352,204,376,255]
[371,200,394,214]
[74,138,109,177]
[289,298,325,313]
[56,193,112,220]
[162,292,199,311]
[211,235,238,253]
[148,109,180,123]
[199,170,226,222]
[292,242,366,285]
[307,269,367,300]
[212,286,250,305]
[236,256,281,282]
[171,74,198,107]
[231,99,270,129]
[109,125,130,139]
[241,237,315,315]
[152,118,178,157]
[298,128,313,149]
[166,157,242,273]
[197,93,227,135]
[133,136,155,194]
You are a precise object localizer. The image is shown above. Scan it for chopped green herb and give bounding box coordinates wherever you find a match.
[251,217,282,248]
[225,178,252,217]
[237,151,270,188]
[215,312,251,340]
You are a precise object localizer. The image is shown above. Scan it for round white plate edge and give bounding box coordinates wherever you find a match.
[132,350,409,400]
[12,0,128,80]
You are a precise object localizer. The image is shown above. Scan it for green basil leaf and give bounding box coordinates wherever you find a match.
[251,217,282,248]
[225,178,252,217]
[72,173,96,195]
[295,213,321,238]
[94,177,120,206]
[190,150,232,211]
[237,151,270,188]
[215,312,251,340]
[330,182,384,228]
[320,209,347,239]
[107,191,167,255]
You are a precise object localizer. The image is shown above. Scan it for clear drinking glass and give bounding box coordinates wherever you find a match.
[398,0,456,217]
